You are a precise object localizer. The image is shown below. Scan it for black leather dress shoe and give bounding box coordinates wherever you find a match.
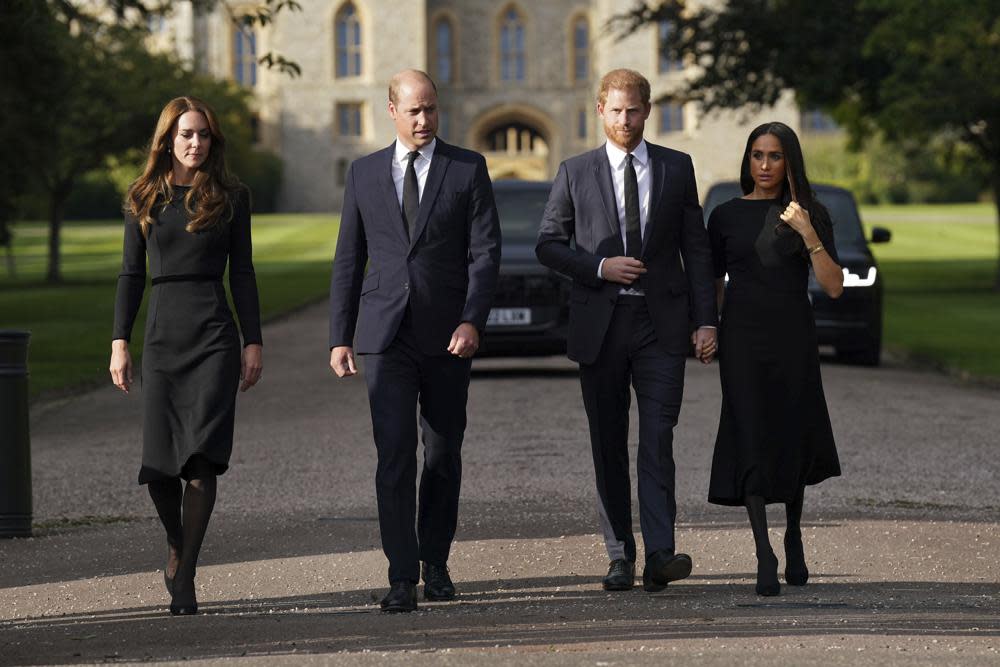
[643,551,692,591]
[380,581,418,613]
[602,558,635,591]
[421,562,456,601]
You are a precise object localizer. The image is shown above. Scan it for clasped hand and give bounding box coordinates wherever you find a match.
[602,257,646,285]
[692,327,717,364]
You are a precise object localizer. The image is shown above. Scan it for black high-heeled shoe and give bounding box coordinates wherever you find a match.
[755,550,780,596]
[169,579,198,616]
[784,529,809,586]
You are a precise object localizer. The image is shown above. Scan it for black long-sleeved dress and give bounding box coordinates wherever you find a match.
[706,197,841,506]
[113,185,262,484]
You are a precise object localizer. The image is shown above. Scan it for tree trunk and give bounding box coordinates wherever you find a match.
[46,181,72,284]
[994,175,1000,291]
[4,243,14,278]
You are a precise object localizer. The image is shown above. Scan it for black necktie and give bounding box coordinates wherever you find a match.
[402,150,420,241]
[624,153,641,260]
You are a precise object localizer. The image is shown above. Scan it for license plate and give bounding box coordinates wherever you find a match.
[487,308,531,326]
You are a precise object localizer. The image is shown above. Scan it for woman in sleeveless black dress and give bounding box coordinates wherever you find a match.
[109,97,262,615]
[706,122,844,596]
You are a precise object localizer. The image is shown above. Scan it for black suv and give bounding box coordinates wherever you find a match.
[703,182,891,365]
[479,180,569,357]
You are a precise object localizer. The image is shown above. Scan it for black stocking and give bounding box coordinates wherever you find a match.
[784,486,808,585]
[745,494,779,595]
[173,475,217,603]
[147,478,183,590]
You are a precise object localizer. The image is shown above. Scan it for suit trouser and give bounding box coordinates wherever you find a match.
[579,296,686,564]
[362,320,471,583]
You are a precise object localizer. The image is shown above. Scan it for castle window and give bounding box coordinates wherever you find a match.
[335,2,362,78]
[572,16,589,82]
[658,21,683,73]
[433,18,455,84]
[233,27,257,87]
[658,102,684,134]
[801,109,839,133]
[577,108,588,140]
[336,158,349,186]
[336,103,363,137]
[499,7,525,82]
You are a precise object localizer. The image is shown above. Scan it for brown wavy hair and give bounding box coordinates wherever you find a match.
[125,96,239,236]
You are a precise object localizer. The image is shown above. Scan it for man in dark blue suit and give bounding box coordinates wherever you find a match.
[536,69,717,593]
[329,70,501,612]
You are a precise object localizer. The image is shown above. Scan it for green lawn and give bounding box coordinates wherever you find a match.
[0,214,339,398]
[860,202,999,380]
[3,203,998,397]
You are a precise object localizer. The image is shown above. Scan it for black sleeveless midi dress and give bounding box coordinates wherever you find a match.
[706,197,841,506]
[113,185,262,484]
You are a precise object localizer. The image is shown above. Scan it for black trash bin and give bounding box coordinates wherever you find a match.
[0,330,31,538]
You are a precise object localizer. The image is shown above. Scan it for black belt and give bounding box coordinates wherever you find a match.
[151,274,222,285]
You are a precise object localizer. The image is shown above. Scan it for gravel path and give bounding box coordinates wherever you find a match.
[2,302,997,666]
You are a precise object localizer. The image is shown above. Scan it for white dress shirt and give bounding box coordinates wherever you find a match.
[391,137,436,208]
[599,140,650,295]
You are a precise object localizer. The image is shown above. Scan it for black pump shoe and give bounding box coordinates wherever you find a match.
[755,550,780,596]
[169,580,199,616]
[784,530,809,586]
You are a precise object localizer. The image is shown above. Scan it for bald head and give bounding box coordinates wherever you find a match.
[388,69,437,105]
[388,69,439,150]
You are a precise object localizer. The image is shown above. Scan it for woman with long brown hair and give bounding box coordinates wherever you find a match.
[109,96,262,615]
[706,122,843,596]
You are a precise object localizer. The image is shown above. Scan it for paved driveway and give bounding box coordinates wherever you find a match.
[2,302,997,666]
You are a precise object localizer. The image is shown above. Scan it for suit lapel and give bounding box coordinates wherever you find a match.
[409,140,452,251]
[642,146,668,256]
[377,143,409,247]
[592,150,622,244]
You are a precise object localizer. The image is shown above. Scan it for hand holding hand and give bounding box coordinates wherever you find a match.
[330,346,358,378]
[448,322,479,359]
[601,257,647,285]
[240,343,263,391]
[691,327,717,364]
[109,339,133,393]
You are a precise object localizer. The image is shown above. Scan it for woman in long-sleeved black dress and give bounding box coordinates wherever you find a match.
[109,96,262,615]
[706,122,844,597]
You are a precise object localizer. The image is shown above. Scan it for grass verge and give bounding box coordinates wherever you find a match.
[0,213,339,399]
[861,202,999,380]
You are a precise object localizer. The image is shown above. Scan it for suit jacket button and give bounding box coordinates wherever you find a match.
[403,282,409,290]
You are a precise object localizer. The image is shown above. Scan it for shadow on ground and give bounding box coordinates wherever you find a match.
[3,578,997,665]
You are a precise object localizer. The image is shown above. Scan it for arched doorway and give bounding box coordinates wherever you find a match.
[468,106,556,181]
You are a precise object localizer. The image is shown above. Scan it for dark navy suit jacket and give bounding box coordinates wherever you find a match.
[329,140,501,356]
[535,142,717,364]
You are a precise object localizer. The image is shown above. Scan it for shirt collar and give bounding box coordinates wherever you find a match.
[605,139,648,169]
[395,137,436,165]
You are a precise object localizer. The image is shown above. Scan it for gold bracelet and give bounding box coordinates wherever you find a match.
[808,242,825,255]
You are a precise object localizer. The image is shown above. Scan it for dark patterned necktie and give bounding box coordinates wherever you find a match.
[624,153,641,259]
[402,150,420,241]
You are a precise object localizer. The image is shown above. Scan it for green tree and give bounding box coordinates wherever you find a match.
[616,0,1000,287]
[1,1,277,282]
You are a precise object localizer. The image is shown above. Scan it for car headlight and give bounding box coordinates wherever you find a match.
[843,267,876,287]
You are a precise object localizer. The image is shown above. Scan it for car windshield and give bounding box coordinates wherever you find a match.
[704,183,866,247]
[495,186,551,243]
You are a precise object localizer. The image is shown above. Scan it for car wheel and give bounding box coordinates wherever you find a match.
[836,342,881,367]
